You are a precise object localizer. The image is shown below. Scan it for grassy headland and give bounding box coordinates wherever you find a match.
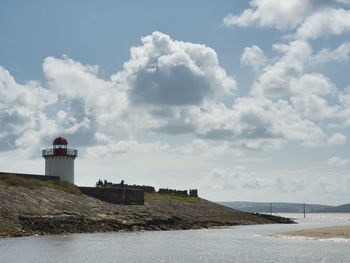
[0,174,82,195]
[0,174,294,238]
[144,192,200,203]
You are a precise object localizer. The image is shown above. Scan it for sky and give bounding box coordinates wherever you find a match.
[1,0,350,205]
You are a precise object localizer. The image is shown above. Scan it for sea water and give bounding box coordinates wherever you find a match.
[1,213,350,263]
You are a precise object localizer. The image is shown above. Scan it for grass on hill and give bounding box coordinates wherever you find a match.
[0,174,82,196]
[144,192,200,203]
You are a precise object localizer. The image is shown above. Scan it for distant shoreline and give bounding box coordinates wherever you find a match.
[272,225,350,240]
[219,201,350,213]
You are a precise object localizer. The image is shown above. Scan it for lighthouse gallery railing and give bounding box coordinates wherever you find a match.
[42,148,78,157]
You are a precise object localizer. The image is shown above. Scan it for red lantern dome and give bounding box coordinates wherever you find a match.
[52,137,68,155]
[42,137,77,158]
[53,137,68,145]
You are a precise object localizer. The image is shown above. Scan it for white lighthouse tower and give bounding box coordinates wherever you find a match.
[42,137,78,184]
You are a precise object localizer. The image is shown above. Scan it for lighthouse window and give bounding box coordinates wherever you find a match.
[54,145,67,149]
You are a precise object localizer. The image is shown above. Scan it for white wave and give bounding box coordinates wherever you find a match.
[267,234,350,243]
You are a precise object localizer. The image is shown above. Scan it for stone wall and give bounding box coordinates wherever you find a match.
[0,172,60,181]
[96,179,155,193]
[158,188,188,195]
[189,189,198,197]
[79,187,144,205]
[112,183,155,193]
[158,188,199,197]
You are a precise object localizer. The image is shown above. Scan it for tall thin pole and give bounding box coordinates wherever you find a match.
[270,203,272,215]
[303,203,306,218]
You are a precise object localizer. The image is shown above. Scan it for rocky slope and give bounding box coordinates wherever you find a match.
[0,185,293,238]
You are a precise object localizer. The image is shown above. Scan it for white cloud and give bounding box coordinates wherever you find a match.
[225,2,350,149]
[195,97,326,147]
[240,45,267,73]
[0,34,252,157]
[338,87,350,126]
[0,31,344,157]
[291,73,335,96]
[248,40,340,122]
[201,166,260,190]
[0,54,133,155]
[327,156,349,166]
[106,32,242,139]
[83,140,170,159]
[200,166,308,199]
[224,1,350,41]
[251,40,312,97]
[43,55,129,145]
[200,165,350,203]
[223,0,313,30]
[0,66,56,153]
[310,42,350,65]
[113,31,236,106]
[296,8,350,39]
[236,98,326,146]
[289,74,338,120]
[174,139,243,158]
[291,94,338,121]
[328,132,347,145]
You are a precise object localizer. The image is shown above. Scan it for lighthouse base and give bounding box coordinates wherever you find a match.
[45,156,75,184]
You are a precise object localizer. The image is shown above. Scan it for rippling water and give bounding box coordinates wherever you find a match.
[1,213,350,263]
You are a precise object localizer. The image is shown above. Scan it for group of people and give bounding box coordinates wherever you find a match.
[96,179,124,187]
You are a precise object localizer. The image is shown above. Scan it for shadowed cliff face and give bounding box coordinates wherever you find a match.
[0,185,293,238]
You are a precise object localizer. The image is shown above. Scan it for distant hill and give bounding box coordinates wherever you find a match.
[317,204,350,213]
[217,201,344,213]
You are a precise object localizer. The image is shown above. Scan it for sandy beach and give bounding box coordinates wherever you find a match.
[273,225,350,239]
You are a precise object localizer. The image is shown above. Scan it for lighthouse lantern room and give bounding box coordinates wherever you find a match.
[42,137,78,184]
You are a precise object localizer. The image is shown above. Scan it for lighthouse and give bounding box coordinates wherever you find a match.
[42,137,78,184]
